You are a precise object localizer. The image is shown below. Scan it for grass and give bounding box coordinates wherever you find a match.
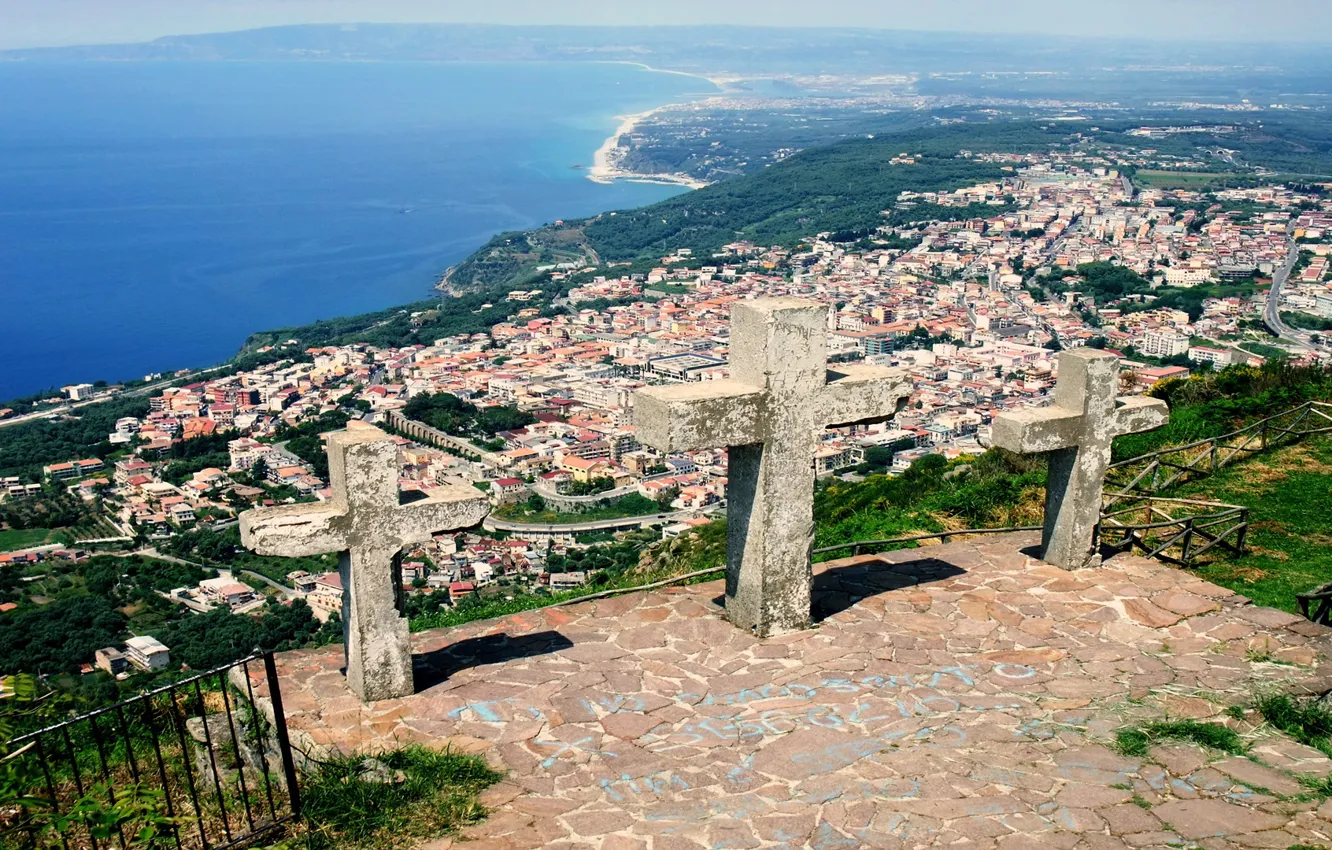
[0,527,57,552]
[1113,720,1247,757]
[298,746,502,850]
[1170,434,1332,613]
[1239,341,1295,360]
[1133,170,1233,189]
[1254,693,1332,759]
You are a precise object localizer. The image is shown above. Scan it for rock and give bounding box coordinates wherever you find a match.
[1210,757,1307,797]
[1150,799,1286,839]
[1123,598,1183,629]
[356,757,406,784]
[185,714,235,747]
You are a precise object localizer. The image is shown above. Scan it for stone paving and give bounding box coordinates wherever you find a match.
[251,533,1332,849]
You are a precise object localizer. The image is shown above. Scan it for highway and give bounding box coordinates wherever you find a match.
[0,364,228,430]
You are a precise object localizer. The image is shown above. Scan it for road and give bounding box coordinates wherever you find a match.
[0,364,228,430]
[136,547,298,597]
[483,510,699,535]
[1264,235,1331,353]
[237,569,299,596]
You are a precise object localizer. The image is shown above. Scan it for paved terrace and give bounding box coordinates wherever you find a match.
[250,534,1332,849]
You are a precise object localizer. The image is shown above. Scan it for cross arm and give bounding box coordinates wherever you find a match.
[819,365,914,428]
[635,379,766,452]
[394,485,491,546]
[991,405,1083,454]
[240,501,348,557]
[1112,395,1169,436]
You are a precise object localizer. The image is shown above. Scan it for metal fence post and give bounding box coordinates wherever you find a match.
[263,651,303,819]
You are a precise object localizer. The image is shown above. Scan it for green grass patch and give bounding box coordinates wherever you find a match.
[0,527,57,552]
[1255,693,1332,759]
[1113,720,1246,757]
[1134,170,1233,189]
[1239,341,1293,360]
[1171,434,1332,613]
[299,746,502,850]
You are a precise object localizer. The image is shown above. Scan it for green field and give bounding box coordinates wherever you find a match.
[1134,170,1234,189]
[0,527,58,552]
[1172,433,1332,613]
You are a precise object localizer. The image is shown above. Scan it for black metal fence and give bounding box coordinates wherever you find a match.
[3,652,300,850]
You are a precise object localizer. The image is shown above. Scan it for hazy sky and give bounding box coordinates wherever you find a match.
[2,0,1329,50]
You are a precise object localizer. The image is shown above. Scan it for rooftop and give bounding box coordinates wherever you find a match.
[247,533,1332,848]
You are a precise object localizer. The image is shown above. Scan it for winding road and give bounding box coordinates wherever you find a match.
[1263,233,1331,353]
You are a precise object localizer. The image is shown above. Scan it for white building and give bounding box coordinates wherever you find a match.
[1141,330,1190,358]
[63,383,95,401]
[124,636,171,671]
[1188,346,1232,367]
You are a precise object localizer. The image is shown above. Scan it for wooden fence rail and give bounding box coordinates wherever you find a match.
[1105,400,1332,506]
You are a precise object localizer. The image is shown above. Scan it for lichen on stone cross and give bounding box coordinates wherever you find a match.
[992,349,1168,570]
[239,424,489,702]
[635,297,914,637]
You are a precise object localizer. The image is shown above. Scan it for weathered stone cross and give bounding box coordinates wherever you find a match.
[240,425,489,702]
[992,349,1168,570]
[636,298,914,637]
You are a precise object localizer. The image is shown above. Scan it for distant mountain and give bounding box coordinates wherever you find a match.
[4,23,1327,79]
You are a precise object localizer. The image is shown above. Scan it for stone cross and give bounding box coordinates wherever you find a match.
[635,298,914,637]
[992,349,1168,570]
[239,425,489,701]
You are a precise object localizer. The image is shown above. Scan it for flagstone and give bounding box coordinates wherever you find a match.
[230,534,1332,847]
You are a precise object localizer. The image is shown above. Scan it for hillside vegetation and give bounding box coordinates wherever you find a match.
[1171,432,1332,614]
[643,362,1332,598]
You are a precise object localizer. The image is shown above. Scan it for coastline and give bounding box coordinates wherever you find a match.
[585,106,711,191]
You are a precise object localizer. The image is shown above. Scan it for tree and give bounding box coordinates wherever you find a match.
[0,595,127,674]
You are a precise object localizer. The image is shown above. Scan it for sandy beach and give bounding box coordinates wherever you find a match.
[585,106,710,190]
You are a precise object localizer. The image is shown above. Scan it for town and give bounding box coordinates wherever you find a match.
[5,135,1332,678]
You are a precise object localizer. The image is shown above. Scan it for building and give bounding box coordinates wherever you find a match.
[549,571,588,591]
[1131,365,1191,392]
[43,458,105,481]
[491,477,529,505]
[94,647,129,675]
[62,383,95,401]
[449,581,477,604]
[124,635,171,671]
[287,570,318,593]
[647,352,726,382]
[198,577,257,609]
[1141,330,1190,359]
[1188,346,1232,367]
[558,455,610,483]
[307,572,344,617]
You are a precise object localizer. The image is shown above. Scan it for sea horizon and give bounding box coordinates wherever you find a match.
[0,60,717,401]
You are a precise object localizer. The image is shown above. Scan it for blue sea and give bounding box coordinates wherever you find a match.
[0,62,714,400]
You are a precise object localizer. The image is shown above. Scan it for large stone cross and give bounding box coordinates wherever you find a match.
[992,349,1168,570]
[635,298,914,636]
[239,425,489,701]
